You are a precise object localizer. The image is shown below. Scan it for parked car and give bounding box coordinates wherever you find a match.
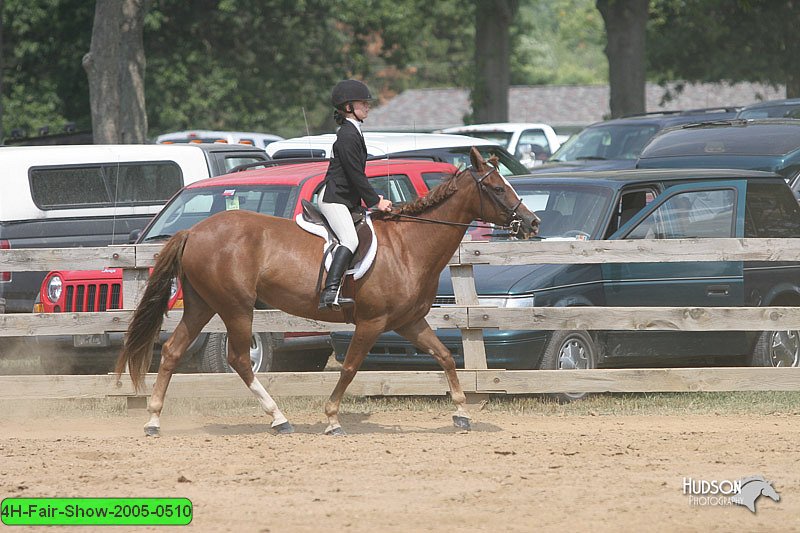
[0,143,269,315]
[330,168,800,400]
[156,130,284,149]
[636,118,800,200]
[533,108,740,173]
[266,132,529,176]
[33,158,458,374]
[737,98,800,119]
[438,123,564,170]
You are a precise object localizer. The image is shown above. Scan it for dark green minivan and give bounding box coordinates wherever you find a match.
[331,169,800,392]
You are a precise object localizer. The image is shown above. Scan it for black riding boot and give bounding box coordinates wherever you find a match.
[318,246,355,309]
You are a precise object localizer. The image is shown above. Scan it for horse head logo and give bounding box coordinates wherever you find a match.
[730,476,781,513]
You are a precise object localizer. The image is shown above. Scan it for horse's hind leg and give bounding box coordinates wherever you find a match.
[222,313,292,434]
[395,318,471,430]
[145,284,214,437]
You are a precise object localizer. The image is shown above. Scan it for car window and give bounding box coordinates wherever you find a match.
[392,147,527,176]
[550,124,660,162]
[738,106,800,119]
[516,130,550,159]
[368,174,418,205]
[222,156,267,172]
[605,188,657,238]
[142,185,295,240]
[626,188,736,239]
[421,171,455,190]
[464,132,512,149]
[29,162,183,209]
[745,182,800,237]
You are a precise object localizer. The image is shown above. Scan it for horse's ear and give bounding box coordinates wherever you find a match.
[470,146,487,170]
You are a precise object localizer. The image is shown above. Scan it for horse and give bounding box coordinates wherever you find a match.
[115,147,539,436]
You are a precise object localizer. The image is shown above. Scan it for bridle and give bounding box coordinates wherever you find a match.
[376,165,526,236]
[468,166,525,236]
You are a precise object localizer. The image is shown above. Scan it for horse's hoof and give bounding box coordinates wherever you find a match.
[144,425,161,437]
[324,426,346,436]
[273,421,294,435]
[452,415,471,431]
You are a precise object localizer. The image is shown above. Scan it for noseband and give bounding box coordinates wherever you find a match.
[469,167,524,236]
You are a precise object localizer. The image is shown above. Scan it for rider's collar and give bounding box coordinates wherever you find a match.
[346,117,363,135]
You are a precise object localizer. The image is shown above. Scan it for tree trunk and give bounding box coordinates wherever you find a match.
[597,0,648,118]
[472,0,518,124]
[787,73,800,99]
[82,0,148,144]
[0,0,4,143]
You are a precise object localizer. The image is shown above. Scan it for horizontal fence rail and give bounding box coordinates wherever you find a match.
[2,238,800,400]
[1,368,799,401]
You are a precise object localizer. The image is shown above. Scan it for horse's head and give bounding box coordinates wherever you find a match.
[468,147,539,238]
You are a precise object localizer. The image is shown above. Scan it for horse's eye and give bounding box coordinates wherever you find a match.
[493,186,504,193]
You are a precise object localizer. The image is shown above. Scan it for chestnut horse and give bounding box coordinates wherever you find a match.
[115,148,538,436]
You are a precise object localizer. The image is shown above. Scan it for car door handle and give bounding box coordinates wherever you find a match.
[706,284,730,296]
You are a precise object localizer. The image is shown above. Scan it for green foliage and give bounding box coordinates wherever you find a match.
[647,0,800,93]
[1,0,609,141]
[511,0,607,86]
[2,0,94,137]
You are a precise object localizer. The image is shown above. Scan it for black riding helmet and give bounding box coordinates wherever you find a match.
[331,79,373,109]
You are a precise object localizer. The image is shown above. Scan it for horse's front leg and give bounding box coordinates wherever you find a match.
[325,321,383,435]
[395,318,471,430]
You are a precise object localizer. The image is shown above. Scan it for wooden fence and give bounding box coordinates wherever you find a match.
[2,238,800,400]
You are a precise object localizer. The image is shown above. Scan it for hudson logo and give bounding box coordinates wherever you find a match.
[683,476,781,512]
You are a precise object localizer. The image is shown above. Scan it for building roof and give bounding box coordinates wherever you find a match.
[365,82,785,133]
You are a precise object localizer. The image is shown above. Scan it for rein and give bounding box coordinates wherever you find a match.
[374,166,524,235]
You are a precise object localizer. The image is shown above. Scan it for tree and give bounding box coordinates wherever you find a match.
[648,1,800,97]
[1,0,95,139]
[471,0,518,123]
[596,0,648,118]
[82,0,147,143]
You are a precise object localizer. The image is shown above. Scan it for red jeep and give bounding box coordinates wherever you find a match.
[35,158,466,373]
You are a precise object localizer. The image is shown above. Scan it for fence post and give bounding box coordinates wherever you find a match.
[450,264,488,370]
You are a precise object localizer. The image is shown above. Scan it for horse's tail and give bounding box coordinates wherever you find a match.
[115,230,189,392]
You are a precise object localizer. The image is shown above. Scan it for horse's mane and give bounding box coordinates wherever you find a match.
[371,169,460,219]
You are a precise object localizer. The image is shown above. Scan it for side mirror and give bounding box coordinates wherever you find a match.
[128,229,142,244]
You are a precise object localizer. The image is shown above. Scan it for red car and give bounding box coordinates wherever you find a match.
[34,158,462,374]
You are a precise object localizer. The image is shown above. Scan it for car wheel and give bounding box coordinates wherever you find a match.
[749,330,800,367]
[200,332,274,373]
[538,330,597,403]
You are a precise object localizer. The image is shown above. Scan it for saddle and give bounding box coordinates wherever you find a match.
[298,200,377,319]
[300,199,373,266]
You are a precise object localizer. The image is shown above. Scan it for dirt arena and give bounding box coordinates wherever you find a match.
[1,393,798,532]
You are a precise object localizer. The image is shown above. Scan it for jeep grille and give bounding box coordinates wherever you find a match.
[64,283,122,312]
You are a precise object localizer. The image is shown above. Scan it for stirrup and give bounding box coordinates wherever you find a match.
[325,283,354,311]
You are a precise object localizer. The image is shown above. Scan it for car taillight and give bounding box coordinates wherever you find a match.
[0,239,9,282]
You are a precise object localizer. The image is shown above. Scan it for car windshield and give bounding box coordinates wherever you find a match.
[511,183,613,239]
[550,123,660,162]
[141,185,296,241]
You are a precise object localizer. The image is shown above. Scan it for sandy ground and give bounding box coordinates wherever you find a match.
[1,396,798,533]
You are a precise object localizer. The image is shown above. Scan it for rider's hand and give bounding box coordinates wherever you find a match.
[376,196,393,212]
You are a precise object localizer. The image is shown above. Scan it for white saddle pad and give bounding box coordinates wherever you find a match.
[294,213,377,281]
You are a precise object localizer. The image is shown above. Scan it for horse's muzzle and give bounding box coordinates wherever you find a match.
[516,211,540,239]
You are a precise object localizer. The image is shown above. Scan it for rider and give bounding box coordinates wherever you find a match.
[317,79,393,309]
